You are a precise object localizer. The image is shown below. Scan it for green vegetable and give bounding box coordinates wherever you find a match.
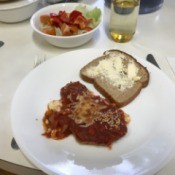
[86,7,101,22]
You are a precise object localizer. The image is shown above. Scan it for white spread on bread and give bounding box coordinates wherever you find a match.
[84,53,141,91]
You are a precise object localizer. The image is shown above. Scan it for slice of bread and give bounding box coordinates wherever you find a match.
[80,50,149,107]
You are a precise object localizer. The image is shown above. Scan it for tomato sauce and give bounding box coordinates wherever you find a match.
[42,81,129,147]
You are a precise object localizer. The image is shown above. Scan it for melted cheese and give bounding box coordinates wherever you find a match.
[71,94,123,128]
[48,100,62,112]
[47,94,123,128]
[85,53,141,91]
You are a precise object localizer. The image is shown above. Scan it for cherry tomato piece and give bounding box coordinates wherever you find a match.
[40,15,51,26]
[41,27,56,35]
[69,10,82,22]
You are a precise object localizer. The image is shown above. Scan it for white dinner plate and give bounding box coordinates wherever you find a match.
[11,49,175,175]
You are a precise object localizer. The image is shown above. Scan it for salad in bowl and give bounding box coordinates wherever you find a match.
[40,4,101,36]
[30,3,102,48]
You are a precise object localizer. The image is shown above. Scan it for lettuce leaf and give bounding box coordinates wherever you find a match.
[86,7,101,22]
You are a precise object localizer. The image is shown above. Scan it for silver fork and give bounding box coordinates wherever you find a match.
[11,54,46,150]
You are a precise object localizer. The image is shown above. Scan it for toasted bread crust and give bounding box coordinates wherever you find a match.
[93,80,143,107]
[80,50,149,107]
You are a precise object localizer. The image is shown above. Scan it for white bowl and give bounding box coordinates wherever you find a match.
[0,0,40,23]
[30,3,102,48]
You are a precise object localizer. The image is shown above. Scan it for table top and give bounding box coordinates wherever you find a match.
[1,0,175,174]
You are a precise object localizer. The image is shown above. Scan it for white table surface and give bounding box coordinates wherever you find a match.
[1,0,175,174]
